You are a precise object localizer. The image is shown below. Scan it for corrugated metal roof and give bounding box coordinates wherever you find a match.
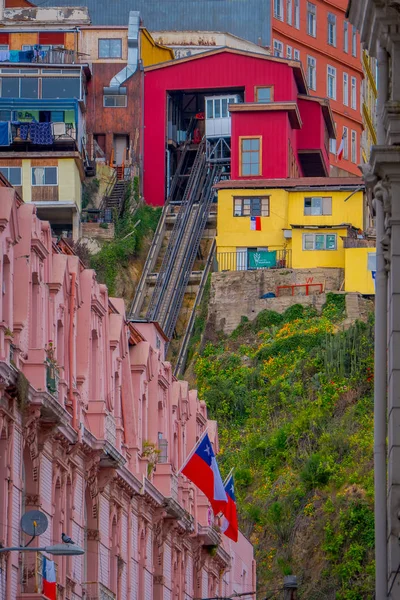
[216,177,364,189]
[31,0,272,46]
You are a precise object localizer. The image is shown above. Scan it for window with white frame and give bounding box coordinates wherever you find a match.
[307,56,316,90]
[98,38,122,58]
[31,166,58,186]
[103,95,127,107]
[343,21,349,52]
[329,136,336,154]
[307,2,316,37]
[304,196,332,216]
[0,166,21,186]
[287,0,293,24]
[294,49,300,60]
[327,13,336,46]
[273,40,284,57]
[351,77,357,109]
[343,73,349,106]
[327,65,336,99]
[352,26,357,56]
[303,233,337,251]
[286,45,292,59]
[234,196,270,217]
[351,130,357,163]
[0,45,9,51]
[274,0,284,20]
[294,0,300,28]
[343,126,349,159]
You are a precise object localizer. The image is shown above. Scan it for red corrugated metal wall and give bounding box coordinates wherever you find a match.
[143,52,299,205]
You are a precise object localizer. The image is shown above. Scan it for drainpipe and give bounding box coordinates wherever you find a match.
[5,424,14,600]
[69,272,77,431]
[374,41,388,600]
[103,11,140,95]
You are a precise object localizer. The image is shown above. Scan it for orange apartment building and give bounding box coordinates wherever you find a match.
[271,0,363,176]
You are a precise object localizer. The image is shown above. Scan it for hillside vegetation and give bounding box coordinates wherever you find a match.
[193,295,375,599]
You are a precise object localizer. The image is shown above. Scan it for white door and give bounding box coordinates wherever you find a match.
[113,134,128,166]
[236,247,248,271]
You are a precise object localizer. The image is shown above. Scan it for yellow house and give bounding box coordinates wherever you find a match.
[216,177,375,294]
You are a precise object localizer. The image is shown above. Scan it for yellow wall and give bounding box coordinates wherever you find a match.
[291,228,348,269]
[9,32,76,51]
[216,188,288,252]
[141,29,174,67]
[19,158,81,210]
[216,187,366,271]
[345,248,376,295]
[288,190,364,230]
[59,159,82,209]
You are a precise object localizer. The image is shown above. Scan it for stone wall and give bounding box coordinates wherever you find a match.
[209,268,344,334]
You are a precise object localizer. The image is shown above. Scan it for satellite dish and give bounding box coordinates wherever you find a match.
[21,510,48,536]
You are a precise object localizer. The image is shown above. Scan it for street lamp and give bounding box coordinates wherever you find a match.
[0,510,85,557]
[0,544,84,556]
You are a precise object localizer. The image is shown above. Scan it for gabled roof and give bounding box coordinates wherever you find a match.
[144,47,308,95]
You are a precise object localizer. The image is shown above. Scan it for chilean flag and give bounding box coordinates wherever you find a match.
[181,433,227,515]
[42,556,57,600]
[336,130,346,161]
[250,216,261,231]
[221,473,239,542]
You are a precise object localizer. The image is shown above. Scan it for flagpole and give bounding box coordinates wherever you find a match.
[223,468,234,486]
[177,427,209,475]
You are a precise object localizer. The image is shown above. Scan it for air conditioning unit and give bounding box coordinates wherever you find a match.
[283,229,292,239]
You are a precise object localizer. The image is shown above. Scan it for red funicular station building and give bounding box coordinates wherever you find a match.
[143,48,335,206]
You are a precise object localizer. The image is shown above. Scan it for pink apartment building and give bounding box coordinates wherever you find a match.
[0,179,255,600]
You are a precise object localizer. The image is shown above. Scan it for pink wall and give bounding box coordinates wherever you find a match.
[143,50,301,205]
[0,185,255,600]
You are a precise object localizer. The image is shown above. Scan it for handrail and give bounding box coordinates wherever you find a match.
[174,239,216,377]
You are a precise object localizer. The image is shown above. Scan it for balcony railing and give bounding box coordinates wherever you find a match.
[46,361,59,397]
[216,249,292,272]
[21,552,58,594]
[83,582,116,600]
[6,121,77,147]
[1,47,82,65]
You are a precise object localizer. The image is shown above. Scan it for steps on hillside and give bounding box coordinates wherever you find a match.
[345,293,360,321]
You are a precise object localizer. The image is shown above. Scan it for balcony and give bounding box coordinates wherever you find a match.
[82,583,116,600]
[0,47,82,65]
[216,249,292,272]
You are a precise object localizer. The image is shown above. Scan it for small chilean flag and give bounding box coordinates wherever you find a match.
[221,473,239,542]
[250,216,261,231]
[181,433,227,515]
[336,130,347,161]
[42,556,57,600]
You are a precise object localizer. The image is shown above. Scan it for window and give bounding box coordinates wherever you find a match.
[206,97,234,119]
[42,77,80,99]
[343,126,349,159]
[31,166,58,186]
[274,0,283,20]
[0,166,21,186]
[286,45,292,59]
[304,196,332,216]
[352,26,357,56]
[307,2,316,37]
[351,77,357,109]
[273,40,284,57]
[0,45,9,51]
[234,196,270,217]
[0,110,11,121]
[327,13,336,46]
[103,95,127,107]
[294,49,300,60]
[294,0,300,28]
[343,21,349,52]
[307,56,316,90]
[21,78,39,98]
[255,86,273,103]
[98,38,122,59]
[351,130,357,163]
[343,73,349,105]
[303,233,337,250]
[327,65,336,99]
[240,138,261,176]
[287,0,292,24]
[329,136,336,154]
